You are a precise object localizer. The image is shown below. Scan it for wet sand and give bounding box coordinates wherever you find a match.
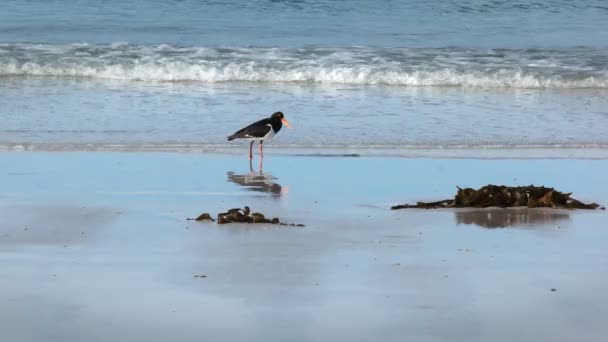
[1,152,608,342]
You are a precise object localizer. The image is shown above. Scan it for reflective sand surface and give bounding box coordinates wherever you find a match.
[1,153,607,342]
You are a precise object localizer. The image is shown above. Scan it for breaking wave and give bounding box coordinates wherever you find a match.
[1,43,607,88]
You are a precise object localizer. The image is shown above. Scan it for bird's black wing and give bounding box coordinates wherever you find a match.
[227,118,272,140]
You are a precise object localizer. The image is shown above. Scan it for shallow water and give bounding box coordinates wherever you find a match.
[1,1,607,156]
[1,79,608,154]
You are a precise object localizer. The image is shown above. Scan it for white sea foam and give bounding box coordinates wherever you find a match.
[1,43,607,88]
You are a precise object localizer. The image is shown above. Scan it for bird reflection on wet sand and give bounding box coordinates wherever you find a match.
[455,208,570,229]
[227,161,288,197]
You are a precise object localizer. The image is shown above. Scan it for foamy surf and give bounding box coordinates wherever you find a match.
[1,43,607,88]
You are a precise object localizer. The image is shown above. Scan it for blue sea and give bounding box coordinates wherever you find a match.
[1,0,608,157]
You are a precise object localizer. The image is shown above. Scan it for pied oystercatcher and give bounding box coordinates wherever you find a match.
[227,111,291,160]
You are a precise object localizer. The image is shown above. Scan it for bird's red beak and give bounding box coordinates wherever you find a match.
[281,118,292,128]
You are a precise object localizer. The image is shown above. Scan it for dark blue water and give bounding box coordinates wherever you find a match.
[3,0,608,48]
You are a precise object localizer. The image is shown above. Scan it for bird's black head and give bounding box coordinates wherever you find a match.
[270,112,284,120]
[269,111,291,131]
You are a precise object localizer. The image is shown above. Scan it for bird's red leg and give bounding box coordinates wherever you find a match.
[249,141,254,160]
[259,141,264,158]
[259,141,264,171]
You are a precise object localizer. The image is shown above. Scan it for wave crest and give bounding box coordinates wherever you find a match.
[1,43,607,88]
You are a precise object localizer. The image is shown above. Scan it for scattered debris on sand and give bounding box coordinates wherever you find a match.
[391,185,604,210]
[188,206,305,226]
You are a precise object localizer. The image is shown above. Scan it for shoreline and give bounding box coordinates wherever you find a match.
[2,144,608,159]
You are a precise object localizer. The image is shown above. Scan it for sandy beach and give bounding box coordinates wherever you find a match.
[1,152,607,342]
[3,1,608,340]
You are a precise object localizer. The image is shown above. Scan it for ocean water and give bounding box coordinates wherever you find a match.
[1,0,608,157]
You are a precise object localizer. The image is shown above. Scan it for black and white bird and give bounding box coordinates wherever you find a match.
[227,111,291,160]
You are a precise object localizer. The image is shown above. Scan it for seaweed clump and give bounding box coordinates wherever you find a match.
[188,206,305,226]
[391,185,603,210]
[191,213,215,221]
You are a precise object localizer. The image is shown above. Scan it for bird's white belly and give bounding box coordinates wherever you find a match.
[245,124,275,142]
